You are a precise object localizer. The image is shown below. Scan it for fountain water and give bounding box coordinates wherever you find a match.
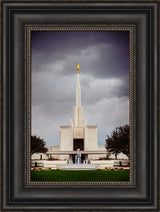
[75,148,81,164]
[62,149,96,169]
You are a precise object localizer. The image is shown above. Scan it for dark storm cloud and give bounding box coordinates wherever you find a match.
[31,31,129,79]
[31,31,129,146]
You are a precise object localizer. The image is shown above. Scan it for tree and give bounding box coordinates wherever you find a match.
[31,135,48,155]
[105,125,129,159]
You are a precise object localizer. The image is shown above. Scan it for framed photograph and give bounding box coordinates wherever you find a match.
[29,28,132,184]
[1,1,159,211]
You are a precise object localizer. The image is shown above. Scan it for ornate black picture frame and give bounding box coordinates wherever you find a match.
[1,1,159,211]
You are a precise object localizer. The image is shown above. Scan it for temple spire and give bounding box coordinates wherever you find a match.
[76,64,81,107]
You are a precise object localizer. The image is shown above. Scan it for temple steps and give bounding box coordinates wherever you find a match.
[61,164,96,170]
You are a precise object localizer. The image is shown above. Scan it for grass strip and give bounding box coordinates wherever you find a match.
[31,170,129,181]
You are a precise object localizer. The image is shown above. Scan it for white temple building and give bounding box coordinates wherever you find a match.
[45,64,106,163]
[32,64,128,166]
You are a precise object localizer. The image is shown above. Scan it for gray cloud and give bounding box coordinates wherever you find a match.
[31,31,129,146]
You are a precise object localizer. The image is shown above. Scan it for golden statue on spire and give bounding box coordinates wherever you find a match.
[77,63,80,73]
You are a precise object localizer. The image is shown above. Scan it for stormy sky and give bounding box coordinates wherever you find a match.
[31,31,129,146]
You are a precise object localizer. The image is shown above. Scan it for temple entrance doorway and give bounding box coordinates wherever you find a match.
[73,139,84,150]
[81,154,85,163]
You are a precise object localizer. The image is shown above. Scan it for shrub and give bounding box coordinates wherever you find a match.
[48,157,60,160]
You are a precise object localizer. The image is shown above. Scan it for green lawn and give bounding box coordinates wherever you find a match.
[31,170,129,181]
